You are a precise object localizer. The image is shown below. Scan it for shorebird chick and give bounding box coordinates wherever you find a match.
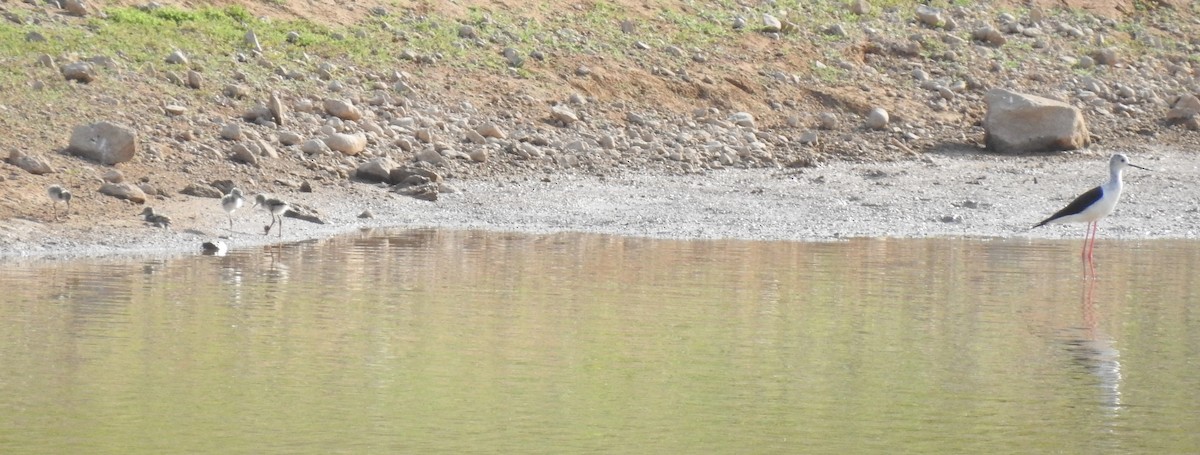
[47,184,72,221]
[140,207,173,228]
[221,187,245,230]
[201,240,228,256]
[253,194,290,238]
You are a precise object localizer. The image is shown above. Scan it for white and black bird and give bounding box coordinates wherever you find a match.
[254,194,290,238]
[140,207,173,228]
[201,240,228,256]
[1033,153,1149,259]
[47,184,72,221]
[221,187,245,230]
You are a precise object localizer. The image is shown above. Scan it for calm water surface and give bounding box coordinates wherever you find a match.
[1,230,1199,454]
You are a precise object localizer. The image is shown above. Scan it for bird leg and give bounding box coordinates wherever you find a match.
[1088,222,1100,260]
[278,216,283,238]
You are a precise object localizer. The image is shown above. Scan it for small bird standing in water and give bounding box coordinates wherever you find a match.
[221,187,245,231]
[140,207,173,228]
[1033,153,1149,260]
[253,194,290,238]
[47,184,72,221]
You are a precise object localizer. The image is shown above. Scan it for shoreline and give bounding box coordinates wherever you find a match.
[3,148,1195,262]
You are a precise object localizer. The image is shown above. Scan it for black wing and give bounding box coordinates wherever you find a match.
[1034,186,1103,227]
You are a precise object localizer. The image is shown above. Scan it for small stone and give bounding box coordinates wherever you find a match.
[286,31,301,43]
[356,158,397,183]
[1092,47,1119,66]
[476,123,507,139]
[798,130,819,145]
[63,0,89,16]
[99,182,146,204]
[415,149,448,166]
[866,108,889,129]
[468,148,488,162]
[60,62,95,83]
[358,209,374,219]
[502,48,524,67]
[6,150,54,175]
[165,50,189,65]
[300,181,314,193]
[180,183,223,198]
[245,29,262,52]
[220,123,242,141]
[818,113,839,130]
[550,105,579,125]
[279,131,303,146]
[323,98,363,121]
[230,143,259,165]
[269,92,286,126]
[186,70,202,89]
[101,169,124,183]
[1167,94,1200,120]
[729,112,756,128]
[761,13,782,33]
[323,132,368,155]
[164,105,187,116]
[458,25,477,39]
[849,0,870,15]
[224,84,249,99]
[916,5,944,28]
[301,139,330,155]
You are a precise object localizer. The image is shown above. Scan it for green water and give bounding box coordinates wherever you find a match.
[1,231,1198,453]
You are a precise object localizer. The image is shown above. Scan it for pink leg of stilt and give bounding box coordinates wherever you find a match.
[1080,222,1093,259]
[1089,222,1100,260]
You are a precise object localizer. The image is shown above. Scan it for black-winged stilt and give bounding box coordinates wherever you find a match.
[253,194,290,237]
[221,187,245,230]
[1033,153,1149,260]
[47,184,72,221]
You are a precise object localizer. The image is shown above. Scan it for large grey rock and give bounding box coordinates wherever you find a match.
[322,132,367,155]
[7,150,54,175]
[984,89,1089,153]
[99,182,146,204]
[355,158,398,182]
[67,122,138,164]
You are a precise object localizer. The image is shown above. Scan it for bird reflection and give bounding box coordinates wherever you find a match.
[1062,277,1122,417]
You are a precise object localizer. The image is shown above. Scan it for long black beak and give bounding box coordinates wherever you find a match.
[1130,163,1152,171]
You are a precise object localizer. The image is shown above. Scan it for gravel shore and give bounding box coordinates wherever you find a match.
[4,146,1195,261]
